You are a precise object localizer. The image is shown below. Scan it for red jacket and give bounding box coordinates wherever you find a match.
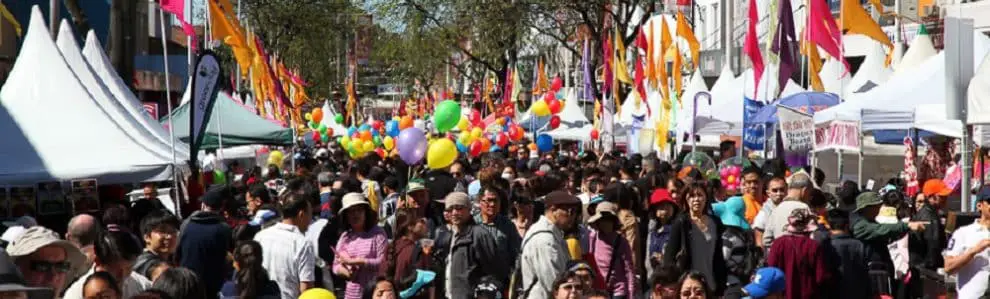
[767,234,830,299]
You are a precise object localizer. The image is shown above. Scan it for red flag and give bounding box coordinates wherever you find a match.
[634,59,650,117]
[743,0,764,99]
[808,0,850,73]
[636,27,648,50]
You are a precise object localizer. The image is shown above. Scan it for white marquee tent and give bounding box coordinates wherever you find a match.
[820,58,851,96]
[895,29,937,75]
[815,31,990,138]
[320,100,348,136]
[0,7,174,184]
[692,66,805,136]
[845,42,892,98]
[79,29,191,160]
[545,89,594,141]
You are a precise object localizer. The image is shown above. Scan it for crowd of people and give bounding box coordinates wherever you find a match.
[0,139,984,299]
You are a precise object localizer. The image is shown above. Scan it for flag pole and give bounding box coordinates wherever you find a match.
[158,4,179,202]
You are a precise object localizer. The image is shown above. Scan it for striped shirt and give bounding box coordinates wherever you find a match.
[333,226,388,299]
[254,223,315,299]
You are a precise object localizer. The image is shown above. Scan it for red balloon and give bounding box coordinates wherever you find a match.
[311,131,321,141]
[590,129,600,140]
[549,115,561,129]
[326,127,333,137]
[375,148,386,159]
[543,92,555,103]
[508,125,524,141]
[372,121,384,130]
[469,140,484,157]
[480,138,492,152]
[495,133,509,147]
[547,99,562,114]
[551,77,563,92]
[469,110,482,126]
[351,132,361,140]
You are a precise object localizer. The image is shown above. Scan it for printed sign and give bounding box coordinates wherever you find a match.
[815,120,861,151]
[778,105,815,154]
[70,179,100,215]
[36,182,67,215]
[9,187,35,217]
[190,52,222,164]
[742,98,766,151]
[143,102,159,120]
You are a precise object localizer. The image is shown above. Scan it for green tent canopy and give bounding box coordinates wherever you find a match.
[160,92,293,149]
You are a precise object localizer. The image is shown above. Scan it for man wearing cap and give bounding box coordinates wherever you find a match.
[762,172,813,249]
[434,192,506,299]
[734,267,786,299]
[176,185,234,298]
[0,249,54,299]
[944,190,990,298]
[850,192,926,296]
[520,191,581,299]
[7,226,86,296]
[910,179,949,271]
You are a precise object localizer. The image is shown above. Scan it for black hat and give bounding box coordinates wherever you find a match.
[544,191,580,206]
[201,185,230,209]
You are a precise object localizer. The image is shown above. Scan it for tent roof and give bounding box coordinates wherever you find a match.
[320,100,349,136]
[0,7,173,184]
[896,29,936,74]
[673,72,711,135]
[846,41,892,98]
[163,90,293,149]
[969,47,990,125]
[816,31,990,135]
[79,28,190,160]
[820,58,850,96]
[697,66,804,136]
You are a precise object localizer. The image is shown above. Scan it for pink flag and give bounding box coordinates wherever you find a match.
[808,0,850,73]
[158,0,197,51]
[743,0,763,99]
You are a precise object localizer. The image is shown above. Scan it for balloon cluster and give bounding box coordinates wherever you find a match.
[531,77,565,131]
[717,157,751,193]
[338,120,392,159]
[304,108,333,144]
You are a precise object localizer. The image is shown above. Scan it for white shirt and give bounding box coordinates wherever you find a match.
[63,267,152,299]
[254,222,316,299]
[762,200,810,248]
[944,222,990,299]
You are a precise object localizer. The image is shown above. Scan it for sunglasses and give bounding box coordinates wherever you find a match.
[29,260,71,274]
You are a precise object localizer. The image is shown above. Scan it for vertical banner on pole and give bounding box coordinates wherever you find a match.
[189,51,222,165]
[742,97,765,150]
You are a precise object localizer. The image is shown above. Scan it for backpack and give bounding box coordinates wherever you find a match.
[723,226,759,282]
[508,230,553,299]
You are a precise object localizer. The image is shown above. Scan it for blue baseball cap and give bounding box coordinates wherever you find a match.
[743,267,786,298]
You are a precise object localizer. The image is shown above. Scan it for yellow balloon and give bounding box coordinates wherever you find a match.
[267,156,281,167]
[268,150,284,163]
[362,140,375,152]
[470,127,483,140]
[304,112,312,121]
[427,138,458,169]
[459,133,472,145]
[457,118,470,131]
[340,137,351,149]
[383,136,395,150]
[532,99,551,116]
[299,288,336,299]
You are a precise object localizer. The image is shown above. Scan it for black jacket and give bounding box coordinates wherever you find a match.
[909,204,945,270]
[823,232,877,299]
[433,222,508,299]
[177,210,233,298]
[662,213,728,294]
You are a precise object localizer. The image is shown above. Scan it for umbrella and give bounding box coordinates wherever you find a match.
[750,92,841,124]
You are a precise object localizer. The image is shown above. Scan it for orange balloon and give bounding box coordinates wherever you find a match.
[360,131,372,141]
[508,145,518,153]
[399,116,414,129]
[311,108,324,123]
[528,143,538,151]
[480,138,491,152]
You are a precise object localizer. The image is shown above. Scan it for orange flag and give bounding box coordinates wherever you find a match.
[841,0,893,64]
[676,12,701,67]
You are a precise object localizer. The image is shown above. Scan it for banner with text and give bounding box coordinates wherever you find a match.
[778,105,814,154]
[815,120,861,152]
[742,98,766,151]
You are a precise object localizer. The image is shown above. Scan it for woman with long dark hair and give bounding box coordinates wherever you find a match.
[386,208,431,298]
[63,228,150,299]
[220,240,280,298]
[661,182,727,295]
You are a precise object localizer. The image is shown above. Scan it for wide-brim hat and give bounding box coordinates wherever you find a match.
[854,192,883,213]
[338,192,369,215]
[588,201,619,224]
[7,227,86,271]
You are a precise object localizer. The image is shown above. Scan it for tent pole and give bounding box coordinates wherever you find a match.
[836,148,842,184]
[858,121,864,188]
[157,5,182,216]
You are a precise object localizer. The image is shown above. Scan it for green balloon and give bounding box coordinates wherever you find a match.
[373,135,382,146]
[309,121,318,129]
[318,124,328,134]
[335,114,345,124]
[432,100,460,132]
[423,113,431,121]
[321,134,330,143]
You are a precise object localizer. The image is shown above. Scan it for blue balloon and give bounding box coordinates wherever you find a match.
[536,133,553,152]
[489,145,501,152]
[347,126,357,137]
[359,124,371,132]
[386,120,401,137]
[371,129,380,137]
[456,141,468,153]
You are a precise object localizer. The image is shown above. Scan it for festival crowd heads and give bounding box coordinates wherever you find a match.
[5,128,986,299]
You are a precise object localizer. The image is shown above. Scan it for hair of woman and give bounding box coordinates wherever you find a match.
[362,276,394,299]
[151,267,206,299]
[233,240,270,299]
[678,271,712,298]
[94,228,142,265]
[84,271,122,294]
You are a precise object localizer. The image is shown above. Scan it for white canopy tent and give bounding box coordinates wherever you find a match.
[80,29,191,160]
[895,29,937,75]
[0,7,174,184]
[545,89,594,141]
[319,100,348,136]
[820,58,851,96]
[56,21,182,162]
[815,31,990,138]
[693,66,805,136]
[845,42,892,98]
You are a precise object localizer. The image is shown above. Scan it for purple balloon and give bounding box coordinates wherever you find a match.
[397,128,428,165]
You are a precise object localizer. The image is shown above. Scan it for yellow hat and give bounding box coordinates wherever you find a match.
[299,288,336,299]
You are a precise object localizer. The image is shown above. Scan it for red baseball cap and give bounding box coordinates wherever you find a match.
[922,179,953,197]
[650,189,676,206]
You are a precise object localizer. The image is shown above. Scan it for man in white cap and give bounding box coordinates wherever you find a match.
[7,226,86,296]
[435,191,506,299]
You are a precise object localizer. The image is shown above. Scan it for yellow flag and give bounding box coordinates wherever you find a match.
[672,44,683,99]
[0,3,21,37]
[842,0,893,64]
[645,26,656,89]
[614,28,633,84]
[208,0,252,77]
[801,32,825,92]
[676,12,701,67]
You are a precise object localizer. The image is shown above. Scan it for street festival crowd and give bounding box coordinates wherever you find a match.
[6,138,990,299]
